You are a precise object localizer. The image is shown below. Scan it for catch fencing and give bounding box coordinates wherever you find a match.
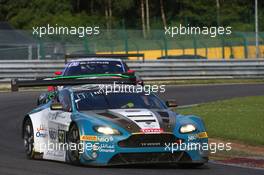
[1,30,264,60]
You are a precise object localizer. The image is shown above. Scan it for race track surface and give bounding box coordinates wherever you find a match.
[0,83,264,175]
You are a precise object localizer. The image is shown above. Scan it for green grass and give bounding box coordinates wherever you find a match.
[145,79,264,85]
[176,96,264,145]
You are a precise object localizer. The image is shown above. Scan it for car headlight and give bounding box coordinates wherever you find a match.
[180,124,196,133]
[94,126,121,135]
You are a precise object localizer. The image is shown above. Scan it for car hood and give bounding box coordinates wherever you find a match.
[81,108,176,133]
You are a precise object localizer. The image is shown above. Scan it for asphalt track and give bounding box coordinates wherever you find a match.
[0,83,264,175]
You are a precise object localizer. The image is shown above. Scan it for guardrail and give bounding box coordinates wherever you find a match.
[1,59,264,81]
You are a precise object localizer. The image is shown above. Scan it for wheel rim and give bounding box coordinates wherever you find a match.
[23,121,34,155]
[68,125,80,162]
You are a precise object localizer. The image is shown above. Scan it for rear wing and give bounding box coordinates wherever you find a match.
[11,77,137,92]
[64,53,145,63]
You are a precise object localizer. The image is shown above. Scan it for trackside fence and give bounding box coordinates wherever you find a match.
[1,59,264,82]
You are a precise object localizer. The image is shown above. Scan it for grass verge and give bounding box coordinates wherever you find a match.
[176,96,264,145]
[145,78,264,85]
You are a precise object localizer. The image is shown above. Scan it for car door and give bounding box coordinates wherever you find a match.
[44,89,72,161]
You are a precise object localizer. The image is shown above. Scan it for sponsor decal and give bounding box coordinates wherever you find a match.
[197,132,208,139]
[49,128,57,140]
[140,128,164,133]
[58,124,68,130]
[69,62,80,67]
[58,130,66,143]
[140,142,161,147]
[36,125,47,138]
[48,111,65,121]
[187,135,197,141]
[81,135,97,141]
[79,136,116,152]
[187,132,208,141]
[97,136,114,142]
[99,143,115,153]
[48,128,66,142]
[140,122,158,128]
[83,61,110,65]
[80,135,113,142]
[46,150,65,158]
[84,143,115,153]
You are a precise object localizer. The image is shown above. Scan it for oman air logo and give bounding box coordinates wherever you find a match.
[36,125,47,138]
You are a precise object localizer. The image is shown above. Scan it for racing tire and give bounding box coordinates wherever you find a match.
[23,118,36,159]
[67,123,81,166]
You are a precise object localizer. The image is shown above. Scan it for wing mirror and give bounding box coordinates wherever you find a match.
[54,71,62,76]
[166,100,178,108]
[127,69,135,74]
[50,103,63,110]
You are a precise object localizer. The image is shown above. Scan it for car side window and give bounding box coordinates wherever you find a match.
[123,62,129,72]
[58,90,72,112]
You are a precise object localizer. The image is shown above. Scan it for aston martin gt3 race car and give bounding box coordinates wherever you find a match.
[52,57,143,86]
[40,57,143,102]
[22,81,208,167]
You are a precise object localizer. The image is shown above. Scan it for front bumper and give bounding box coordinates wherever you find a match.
[108,151,208,165]
[79,133,209,166]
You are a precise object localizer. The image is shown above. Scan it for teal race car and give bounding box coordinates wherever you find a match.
[21,79,209,167]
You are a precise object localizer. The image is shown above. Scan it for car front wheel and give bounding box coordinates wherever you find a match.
[23,118,35,159]
[67,123,81,165]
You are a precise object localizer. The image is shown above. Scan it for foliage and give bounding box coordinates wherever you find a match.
[0,0,263,31]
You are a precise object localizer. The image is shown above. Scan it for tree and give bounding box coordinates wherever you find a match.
[216,0,220,26]
[146,0,150,34]
[104,0,112,33]
[90,0,94,14]
[140,0,146,38]
[0,0,262,32]
[160,0,167,28]
[76,0,80,12]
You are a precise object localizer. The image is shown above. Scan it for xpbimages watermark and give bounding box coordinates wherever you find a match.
[96,82,166,95]
[165,24,232,38]
[35,141,232,154]
[164,142,232,154]
[32,24,100,37]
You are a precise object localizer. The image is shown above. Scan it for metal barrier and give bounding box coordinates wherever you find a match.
[1,59,264,81]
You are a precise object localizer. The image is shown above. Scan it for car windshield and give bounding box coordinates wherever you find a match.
[74,91,167,110]
[64,61,125,76]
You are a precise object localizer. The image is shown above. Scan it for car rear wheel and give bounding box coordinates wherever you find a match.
[67,123,81,165]
[23,118,35,159]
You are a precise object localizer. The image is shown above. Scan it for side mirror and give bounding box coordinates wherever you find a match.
[50,103,63,110]
[47,86,56,92]
[166,100,178,108]
[127,69,135,74]
[54,71,62,76]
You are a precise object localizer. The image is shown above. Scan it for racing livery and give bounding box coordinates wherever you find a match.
[23,83,208,166]
[53,58,143,85]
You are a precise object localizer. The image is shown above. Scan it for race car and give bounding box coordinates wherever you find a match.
[38,57,142,104]
[52,57,143,86]
[22,80,208,167]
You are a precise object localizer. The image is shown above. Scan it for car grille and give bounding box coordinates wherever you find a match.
[108,152,191,165]
[118,133,180,148]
